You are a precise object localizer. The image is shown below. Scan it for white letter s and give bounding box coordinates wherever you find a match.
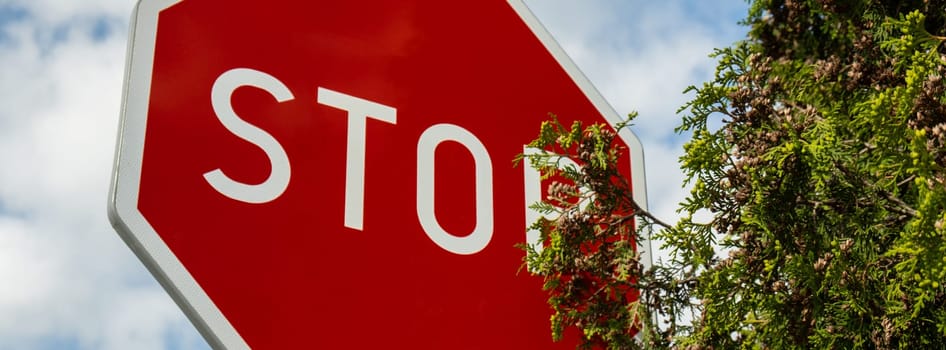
[205,68,293,204]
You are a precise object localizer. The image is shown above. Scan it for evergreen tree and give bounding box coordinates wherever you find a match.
[523,1,946,348]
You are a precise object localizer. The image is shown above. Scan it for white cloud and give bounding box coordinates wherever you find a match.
[0,0,131,27]
[0,218,58,316]
[0,3,204,349]
[1,22,120,218]
[525,0,743,142]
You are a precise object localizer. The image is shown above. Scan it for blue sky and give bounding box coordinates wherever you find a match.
[0,0,747,349]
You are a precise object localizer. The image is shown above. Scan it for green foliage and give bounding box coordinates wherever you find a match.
[672,0,946,348]
[518,114,693,349]
[522,0,946,348]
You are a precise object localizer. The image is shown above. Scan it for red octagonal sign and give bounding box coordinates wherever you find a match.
[109,0,649,349]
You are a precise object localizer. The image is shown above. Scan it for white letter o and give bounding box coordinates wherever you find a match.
[416,124,494,255]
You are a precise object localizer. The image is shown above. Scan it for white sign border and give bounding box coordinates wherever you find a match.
[108,0,250,349]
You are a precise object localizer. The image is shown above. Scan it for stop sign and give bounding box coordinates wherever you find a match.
[109,0,649,349]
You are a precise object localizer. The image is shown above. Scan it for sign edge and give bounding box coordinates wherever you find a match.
[108,1,251,349]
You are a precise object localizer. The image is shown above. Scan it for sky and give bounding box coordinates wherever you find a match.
[0,0,747,349]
